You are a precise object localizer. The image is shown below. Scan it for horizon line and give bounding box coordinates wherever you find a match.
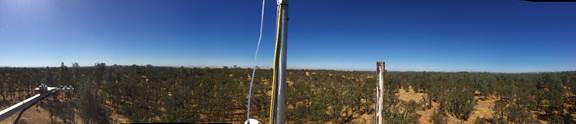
[0,64,574,74]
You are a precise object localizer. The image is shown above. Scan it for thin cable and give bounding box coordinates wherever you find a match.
[247,0,266,121]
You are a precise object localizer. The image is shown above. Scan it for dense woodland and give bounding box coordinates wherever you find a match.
[1,63,576,123]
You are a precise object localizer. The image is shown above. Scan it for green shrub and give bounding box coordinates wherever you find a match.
[441,89,475,121]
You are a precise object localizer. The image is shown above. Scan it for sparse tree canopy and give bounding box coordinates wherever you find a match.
[0,64,575,123]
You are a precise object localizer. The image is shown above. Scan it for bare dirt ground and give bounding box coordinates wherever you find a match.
[464,97,496,123]
[0,105,63,124]
[396,86,427,103]
[416,101,439,124]
[396,86,497,124]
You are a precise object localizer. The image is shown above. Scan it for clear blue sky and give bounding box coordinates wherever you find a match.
[0,0,575,72]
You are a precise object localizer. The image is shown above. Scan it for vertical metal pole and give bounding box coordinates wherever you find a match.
[269,0,288,124]
[375,61,385,124]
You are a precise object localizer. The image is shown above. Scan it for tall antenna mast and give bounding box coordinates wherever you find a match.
[269,0,288,123]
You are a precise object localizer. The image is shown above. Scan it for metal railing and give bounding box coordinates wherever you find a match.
[0,83,73,123]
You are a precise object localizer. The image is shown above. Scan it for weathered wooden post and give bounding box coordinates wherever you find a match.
[375,61,385,124]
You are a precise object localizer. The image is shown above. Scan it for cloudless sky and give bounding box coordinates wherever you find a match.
[0,0,575,72]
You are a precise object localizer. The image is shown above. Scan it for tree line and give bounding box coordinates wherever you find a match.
[0,63,575,123]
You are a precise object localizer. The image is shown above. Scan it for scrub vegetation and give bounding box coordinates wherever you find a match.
[1,63,575,123]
